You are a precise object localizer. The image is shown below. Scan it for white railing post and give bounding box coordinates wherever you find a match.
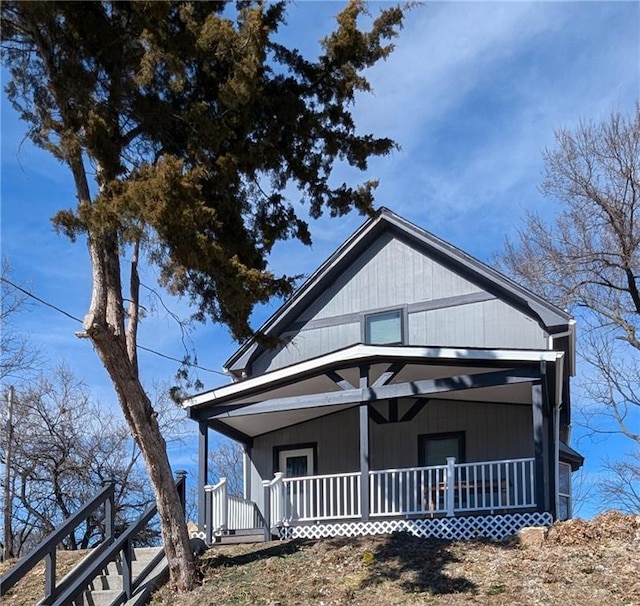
[264,472,284,535]
[262,479,271,541]
[445,457,456,517]
[219,477,228,532]
[204,486,213,545]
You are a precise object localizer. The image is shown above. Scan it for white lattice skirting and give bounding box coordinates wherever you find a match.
[278,512,553,541]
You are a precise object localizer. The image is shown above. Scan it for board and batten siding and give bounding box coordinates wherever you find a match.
[247,399,533,512]
[250,232,549,375]
[248,406,360,511]
[369,399,533,470]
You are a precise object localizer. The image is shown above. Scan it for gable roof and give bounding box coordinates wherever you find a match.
[225,207,573,377]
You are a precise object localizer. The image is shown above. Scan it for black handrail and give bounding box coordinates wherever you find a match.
[1,472,188,606]
[0,480,115,598]
[48,471,187,606]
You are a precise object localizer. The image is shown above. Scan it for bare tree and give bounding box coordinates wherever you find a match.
[0,365,188,557]
[1,260,42,382]
[599,451,640,514]
[208,439,244,498]
[499,104,640,512]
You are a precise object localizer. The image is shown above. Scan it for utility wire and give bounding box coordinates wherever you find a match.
[1,276,227,376]
[3,277,83,323]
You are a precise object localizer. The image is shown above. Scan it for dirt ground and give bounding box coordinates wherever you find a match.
[149,511,640,606]
[2,512,638,605]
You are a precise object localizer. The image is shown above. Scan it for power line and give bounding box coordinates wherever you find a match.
[3,277,83,323]
[0,277,227,377]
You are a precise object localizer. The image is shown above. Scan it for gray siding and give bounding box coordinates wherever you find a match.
[249,407,360,510]
[251,233,549,374]
[369,399,533,470]
[248,400,533,511]
[408,300,547,350]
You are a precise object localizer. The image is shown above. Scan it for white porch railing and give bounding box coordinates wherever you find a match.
[204,477,266,543]
[269,457,535,524]
[370,463,449,516]
[449,457,536,515]
[280,472,361,522]
[205,457,537,539]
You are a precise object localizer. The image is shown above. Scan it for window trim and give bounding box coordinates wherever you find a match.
[558,461,572,520]
[273,442,318,477]
[417,431,466,467]
[363,307,406,345]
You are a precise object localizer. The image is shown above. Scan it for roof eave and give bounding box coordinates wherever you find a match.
[187,343,564,410]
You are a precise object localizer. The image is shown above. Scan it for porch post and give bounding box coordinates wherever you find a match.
[548,401,558,519]
[243,445,251,501]
[531,382,546,513]
[198,421,209,531]
[359,364,370,521]
[359,404,370,521]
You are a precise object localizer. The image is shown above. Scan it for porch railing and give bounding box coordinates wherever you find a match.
[450,457,535,515]
[269,457,536,524]
[203,477,266,544]
[205,457,537,536]
[370,464,448,516]
[280,471,361,522]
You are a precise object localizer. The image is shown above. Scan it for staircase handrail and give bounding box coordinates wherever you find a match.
[47,471,186,606]
[0,480,115,598]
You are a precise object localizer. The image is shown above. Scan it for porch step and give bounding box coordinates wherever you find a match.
[217,530,267,545]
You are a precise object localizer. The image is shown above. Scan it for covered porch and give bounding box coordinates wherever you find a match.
[186,344,566,542]
[202,455,540,542]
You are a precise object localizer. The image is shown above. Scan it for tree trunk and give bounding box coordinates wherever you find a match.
[83,231,195,592]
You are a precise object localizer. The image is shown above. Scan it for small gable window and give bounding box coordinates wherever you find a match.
[365,309,403,345]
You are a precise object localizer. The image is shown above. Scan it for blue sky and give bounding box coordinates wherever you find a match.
[1,1,639,518]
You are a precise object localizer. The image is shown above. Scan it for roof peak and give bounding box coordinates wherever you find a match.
[224,209,572,375]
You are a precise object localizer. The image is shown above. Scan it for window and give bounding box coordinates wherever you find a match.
[418,432,465,467]
[365,309,403,345]
[558,462,572,520]
[274,445,316,478]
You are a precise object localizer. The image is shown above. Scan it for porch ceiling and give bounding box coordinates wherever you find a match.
[186,344,562,440]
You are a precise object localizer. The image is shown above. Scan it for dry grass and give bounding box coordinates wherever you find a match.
[2,513,637,605]
[151,512,640,606]
[0,549,87,606]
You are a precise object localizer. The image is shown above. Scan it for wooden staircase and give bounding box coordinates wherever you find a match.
[1,474,188,606]
[69,547,167,606]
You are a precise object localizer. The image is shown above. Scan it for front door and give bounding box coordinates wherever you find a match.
[278,447,315,478]
[277,446,315,521]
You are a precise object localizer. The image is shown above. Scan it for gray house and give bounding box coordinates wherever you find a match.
[184,208,583,542]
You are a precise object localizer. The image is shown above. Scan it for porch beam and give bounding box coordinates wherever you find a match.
[325,370,355,391]
[371,362,405,387]
[368,406,388,425]
[401,399,425,422]
[198,368,541,420]
[542,365,557,519]
[207,419,254,447]
[531,382,546,513]
[198,422,208,532]
[389,398,399,423]
[359,404,370,520]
